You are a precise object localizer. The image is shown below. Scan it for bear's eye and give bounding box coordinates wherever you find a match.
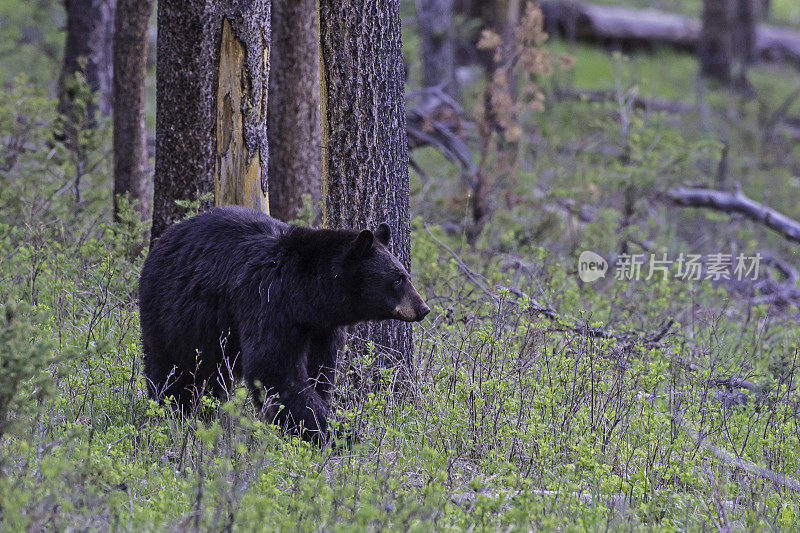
[393,274,403,287]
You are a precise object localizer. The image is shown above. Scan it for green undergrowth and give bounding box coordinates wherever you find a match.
[2,18,800,532]
[2,201,799,529]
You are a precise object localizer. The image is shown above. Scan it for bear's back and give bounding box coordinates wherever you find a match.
[140,206,288,313]
[170,205,287,242]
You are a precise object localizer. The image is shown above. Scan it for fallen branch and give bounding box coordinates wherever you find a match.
[553,87,696,114]
[761,252,799,285]
[406,86,478,180]
[675,410,800,492]
[666,186,800,245]
[451,488,629,511]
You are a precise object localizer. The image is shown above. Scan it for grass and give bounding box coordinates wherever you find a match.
[2,194,800,529]
[1,3,800,531]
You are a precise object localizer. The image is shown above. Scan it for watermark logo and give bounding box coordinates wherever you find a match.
[578,251,608,283]
[578,251,763,282]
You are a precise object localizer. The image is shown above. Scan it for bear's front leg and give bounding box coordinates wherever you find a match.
[271,383,330,444]
[307,329,345,404]
[242,343,330,444]
[307,329,358,447]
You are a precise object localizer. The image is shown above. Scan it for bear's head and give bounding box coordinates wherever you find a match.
[344,223,430,323]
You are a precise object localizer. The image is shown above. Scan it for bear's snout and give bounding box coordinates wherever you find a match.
[393,287,430,322]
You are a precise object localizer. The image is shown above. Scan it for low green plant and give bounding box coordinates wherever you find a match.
[0,300,54,438]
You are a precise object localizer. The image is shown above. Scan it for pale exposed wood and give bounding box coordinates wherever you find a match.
[215,19,269,213]
[152,1,271,241]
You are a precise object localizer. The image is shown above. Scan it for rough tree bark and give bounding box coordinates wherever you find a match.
[416,0,459,100]
[266,0,321,223]
[700,0,735,82]
[113,0,154,224]
[58,0,116,119]
[319,0,413,365]
[152,0,271,242]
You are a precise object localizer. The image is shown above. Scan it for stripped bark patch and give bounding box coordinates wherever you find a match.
[215,17,269,213]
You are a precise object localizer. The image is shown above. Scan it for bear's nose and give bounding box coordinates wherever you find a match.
[418,304,430,320]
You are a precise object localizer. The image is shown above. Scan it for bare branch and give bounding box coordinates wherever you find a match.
[666,186,800,244]
[675,410,800,492]
[406,86,478,182]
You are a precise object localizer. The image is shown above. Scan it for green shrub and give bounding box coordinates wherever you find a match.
[0,300,54,438]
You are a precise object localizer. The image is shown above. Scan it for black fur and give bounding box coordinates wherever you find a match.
[139,206,428,442]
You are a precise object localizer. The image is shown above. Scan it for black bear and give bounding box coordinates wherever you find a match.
[139,205,429,442]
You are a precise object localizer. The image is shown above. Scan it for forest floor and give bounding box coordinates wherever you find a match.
[2,1,800,530]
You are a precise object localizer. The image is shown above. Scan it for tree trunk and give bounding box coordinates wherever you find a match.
[416,0,459,100]
[319,0,413,365]
[266,0,321,223]
[734,0,760,83]
[700,0,734,82]
[58,0,115,120]
[761,0,770,18]
[113,0,153,225]
[152,0,271,242]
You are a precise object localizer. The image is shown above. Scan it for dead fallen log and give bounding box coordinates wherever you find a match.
[541,1,699,49]
[758,24,800,65]
[539,0,800,67]
[666,186,800,245]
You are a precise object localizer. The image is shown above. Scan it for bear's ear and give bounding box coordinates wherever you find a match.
[349,229,374,258]
[375,223,391,245]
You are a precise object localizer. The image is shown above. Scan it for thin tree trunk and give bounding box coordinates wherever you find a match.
[267,0,321,223]
[319,0,413,365]
[113,0,153,225]
[416,0,460,100]
[152,0,271,242]
[58,0,115,120]
[700,0,734,82]
[761,0,770,18]
[734,0,760,85]
[497,0,521,98]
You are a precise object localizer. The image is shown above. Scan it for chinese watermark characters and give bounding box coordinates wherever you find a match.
[578,251,762,283]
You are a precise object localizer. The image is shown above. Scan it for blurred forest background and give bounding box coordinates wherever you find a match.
[2,0,800,530]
